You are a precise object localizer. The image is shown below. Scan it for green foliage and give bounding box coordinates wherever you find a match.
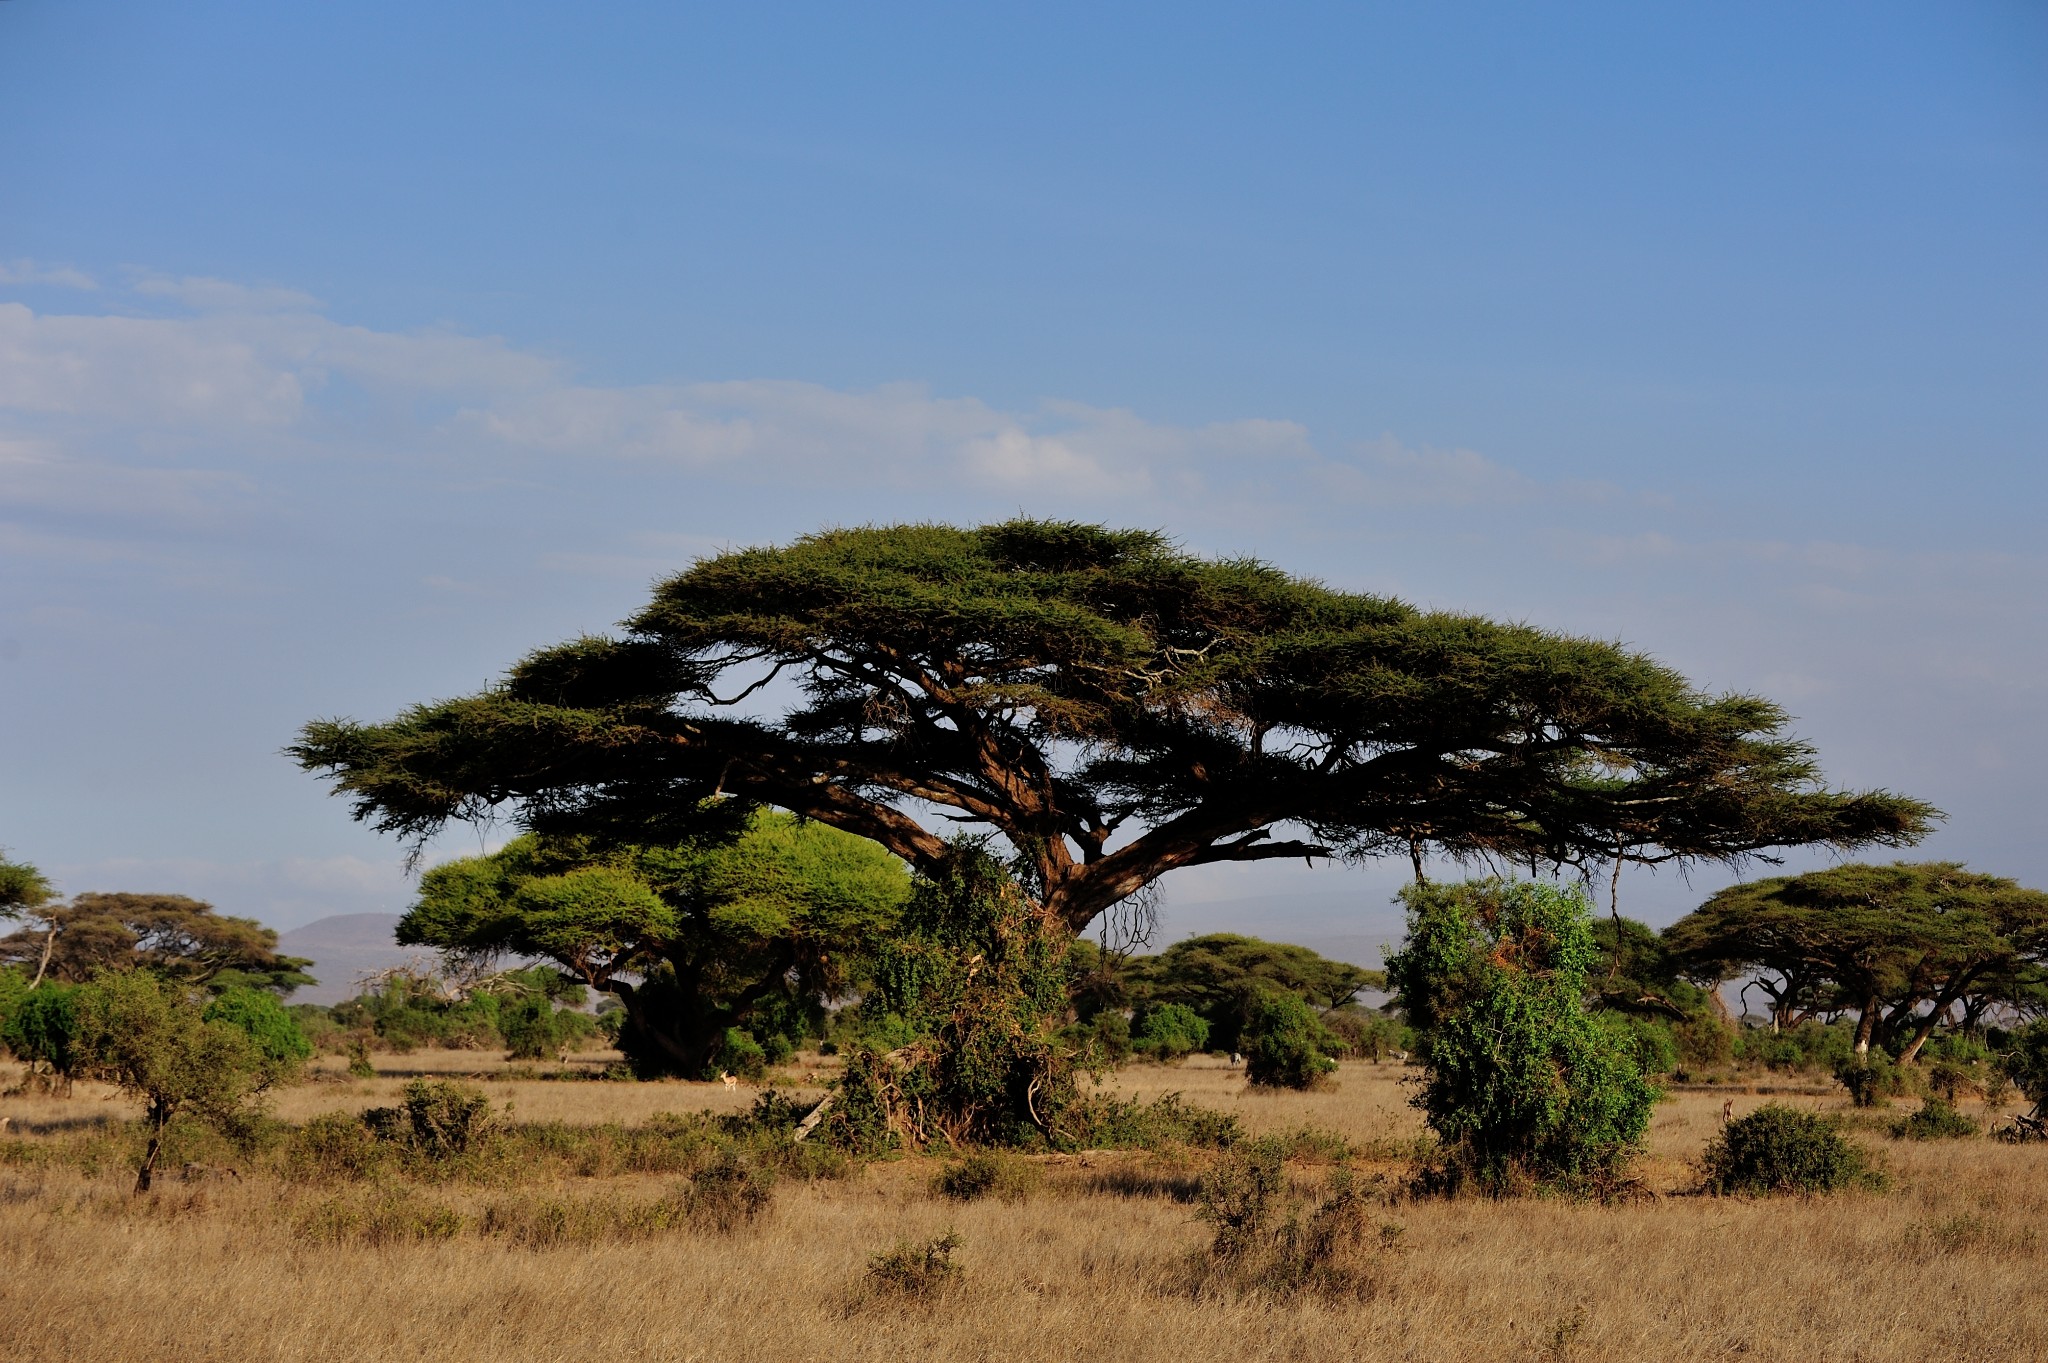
[1735,1019,1855,1073]
[0,856,52,918]
[1,980,84,1080]
[1133,1001,1211,1061]
[932,1150,1040,1202]
[711,1026,767,1081]
[1998,1020,2048,1120]
[1699,1104,1880,1194]
[295,519,1933,945]
[1129,934,1379,1054]
[1834,1053,1914,1108]
[1320,1006,1405,1063]
[1066,1008,1133,1065]
[1064,1091,1243,1152]
[362,1079,496,1157]
[1242,991,1340,1090]
[202,988,314,1066]
[1891,1098,1978,1141]
[400,812,908,1077]
[1385,879,1658,1195]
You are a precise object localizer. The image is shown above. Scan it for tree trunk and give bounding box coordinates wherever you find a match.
[134,1105,169,1195]
[1852,993,1879,1059]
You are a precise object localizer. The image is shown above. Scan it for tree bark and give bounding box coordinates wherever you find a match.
[1852,993,1879,1058]
[134,1105,169,1195]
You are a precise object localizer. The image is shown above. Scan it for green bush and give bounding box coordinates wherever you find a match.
[1133,1002,1210,1061]
[1735,1019,1855,1073]
[283,1111,390,1182]
[1321,1006,1402,1063]
[499,993,562,1061]
[1834,1053,1913,1108]
[1891,1098,1978,1141]
[710,1027,768,1082]
[1385,879,1658,1195]
[1076,1009,1134,1065]
[1242,991,1339,1090]
[203,988,314,1067]
[1700,1104,1879,1194]
[1998,1020,2048,1122]
[1,982,84,1083]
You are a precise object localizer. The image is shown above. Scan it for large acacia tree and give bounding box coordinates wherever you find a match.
[1664,862,2048,1061]
[295,521,1932,936]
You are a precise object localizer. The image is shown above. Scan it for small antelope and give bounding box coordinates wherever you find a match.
[1721,1097,1735,1126]
[0,1115,12,1133]
[719,1070,738,1090]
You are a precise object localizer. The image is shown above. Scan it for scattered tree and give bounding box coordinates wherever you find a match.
[1127,933,1380,1055]
[1664,863,2048,1062]
[76,971,304,1192]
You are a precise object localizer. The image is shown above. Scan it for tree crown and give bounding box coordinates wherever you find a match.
[295,519,1935,931]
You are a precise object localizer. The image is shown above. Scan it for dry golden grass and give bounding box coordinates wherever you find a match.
[2,1055,2043,1363]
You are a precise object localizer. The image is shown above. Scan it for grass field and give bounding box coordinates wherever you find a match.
[1,1051,2041,1363]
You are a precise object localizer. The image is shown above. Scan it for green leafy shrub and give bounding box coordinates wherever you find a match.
[1998,1020,2048,1122]
[1699,1104,1880,1194]
[203,989,314,1066]
[1070,1009,1133,1065]
[710,1027,768,1081]
[499,993,563,1061]
[1735,1019,1856,1073]
[836,846,1083,1149]
[1,982,83,1087]
[932,1150,1040,1202]
[1834,1053,1913,1108]
[1133,1002,1210,1061]
[1385,879,1658,1195]
[1068,1091,1242,1151]
[1321,1006,1403,1063]
[1891,1098,1978,1141]
[1242,991,1339,1090]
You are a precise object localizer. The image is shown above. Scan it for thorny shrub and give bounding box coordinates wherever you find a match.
[932,1150,1040,1202]
[1183,1138,1402,1301]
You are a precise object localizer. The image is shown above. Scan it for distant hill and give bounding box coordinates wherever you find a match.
[276,913,417,1005]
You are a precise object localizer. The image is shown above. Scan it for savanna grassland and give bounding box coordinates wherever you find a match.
[1,1052,2041,1363]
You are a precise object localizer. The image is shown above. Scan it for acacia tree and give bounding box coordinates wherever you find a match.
[0,855,57,986]
[0,893,314,995]
[1126,933,1382,1053]
[1664,862,2048,1062]
[402,810,909,1075]
[294,521,1932,943]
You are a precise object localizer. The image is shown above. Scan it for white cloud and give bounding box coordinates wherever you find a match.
[0,260,98,290]
[131,273,320,314]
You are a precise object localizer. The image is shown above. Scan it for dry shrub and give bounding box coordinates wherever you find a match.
[684,1150,776,1232]
[850,1230,963,1310]
[280,1112,389,1183]
[1179,1139,1402,1301]
[932,1150,1039,1202]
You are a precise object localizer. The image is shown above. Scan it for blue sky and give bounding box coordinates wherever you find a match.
[1,2,2043,941]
